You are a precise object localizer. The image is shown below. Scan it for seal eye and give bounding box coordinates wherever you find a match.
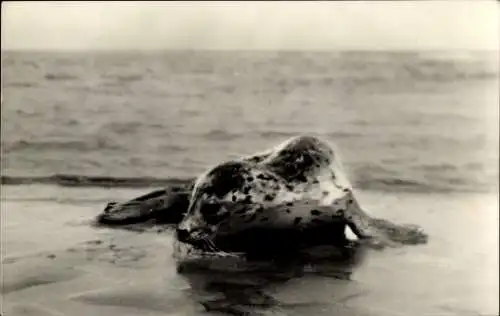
[200,202,219,215]
[200,202,227,225]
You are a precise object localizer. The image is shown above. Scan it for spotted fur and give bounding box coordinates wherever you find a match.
[176,135,357,240]
[176,135,427,248]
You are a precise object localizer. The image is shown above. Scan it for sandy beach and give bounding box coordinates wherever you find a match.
[2,37,498,316]
[2,184,498,316]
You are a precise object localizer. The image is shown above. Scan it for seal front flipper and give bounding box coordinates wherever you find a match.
[96,188,191,227]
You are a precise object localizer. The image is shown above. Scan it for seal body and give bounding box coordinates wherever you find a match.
[96,135,427,253]
[176,135,362,250]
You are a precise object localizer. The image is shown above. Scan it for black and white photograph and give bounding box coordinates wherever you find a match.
[1,1,499,315]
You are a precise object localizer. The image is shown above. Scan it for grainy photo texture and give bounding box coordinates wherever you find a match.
[1,2,499,316]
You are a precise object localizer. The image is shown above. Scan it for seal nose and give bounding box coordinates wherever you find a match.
[176,228,191,243]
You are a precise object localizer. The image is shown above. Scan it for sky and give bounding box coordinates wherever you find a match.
[1,1,499,51]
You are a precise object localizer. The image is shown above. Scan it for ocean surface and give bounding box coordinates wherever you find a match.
[1,50,499,193]
[1,50,499,316]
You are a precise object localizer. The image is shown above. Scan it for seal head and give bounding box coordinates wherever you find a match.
[176,161,251,245]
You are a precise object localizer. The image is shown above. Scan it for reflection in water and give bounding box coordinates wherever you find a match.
[174,241,368,315]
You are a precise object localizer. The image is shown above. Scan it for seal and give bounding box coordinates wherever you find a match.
[175,135,427,251]
[96,135,427,252]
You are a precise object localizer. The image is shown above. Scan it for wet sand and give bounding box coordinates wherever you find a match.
[2,185,498,316]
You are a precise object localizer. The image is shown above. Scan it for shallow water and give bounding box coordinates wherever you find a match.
[1,50,499,315]
[2,186,498,316]
[2,50,499,193]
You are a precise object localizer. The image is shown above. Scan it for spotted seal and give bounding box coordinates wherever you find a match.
[174,135,427,251]
[96,135,427,253]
